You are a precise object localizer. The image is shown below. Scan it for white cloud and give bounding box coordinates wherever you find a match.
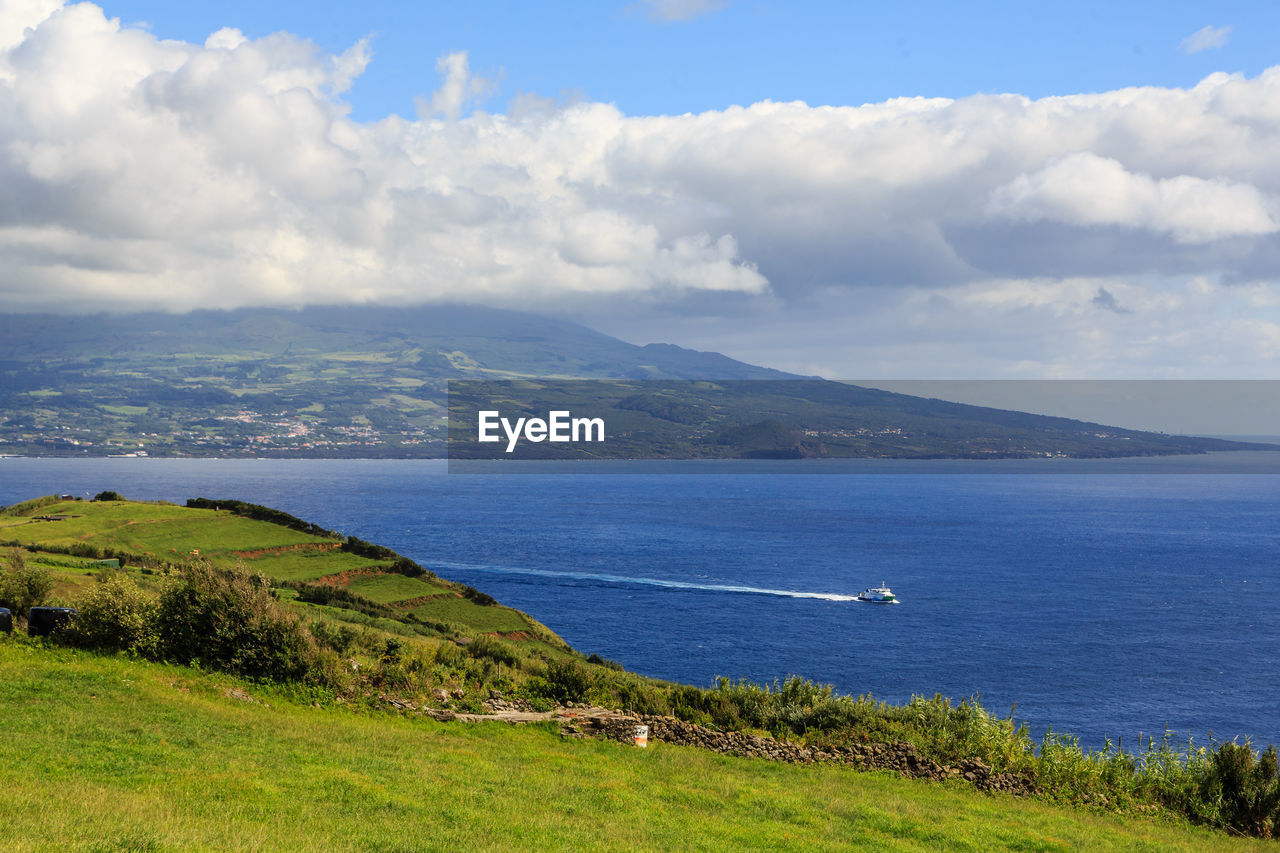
[2,0,1280,353]
[987,152,1278,243]
[415,51,494,120]
[638,0,729,23]
[1180,24,1231,55]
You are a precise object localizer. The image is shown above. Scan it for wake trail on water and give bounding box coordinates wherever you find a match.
[425,560,859,602]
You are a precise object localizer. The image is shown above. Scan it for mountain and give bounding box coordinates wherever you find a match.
[0,305,789,457]
[446,378,1271,460]
[0,305,1271,459]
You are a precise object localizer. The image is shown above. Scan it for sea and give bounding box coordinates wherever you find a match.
[2,455,1278,751]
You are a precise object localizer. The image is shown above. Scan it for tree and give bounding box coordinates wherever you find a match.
[0,548,54,615]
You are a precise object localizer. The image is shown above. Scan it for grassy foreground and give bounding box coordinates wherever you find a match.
[0,640,1266,853]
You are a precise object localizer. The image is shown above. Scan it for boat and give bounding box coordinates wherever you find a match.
[857,583,898,604]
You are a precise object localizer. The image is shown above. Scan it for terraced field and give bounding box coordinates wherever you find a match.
[0,496,551,647]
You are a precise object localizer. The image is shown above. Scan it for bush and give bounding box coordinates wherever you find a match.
[534,660,592,704]
[460,585,497,607]
[1202,742,1280,837]
[310,620,358,654]
[0,548,54,615]
[185,499,340,539]
[156,561,325,684]
[64,573,158,655]
[290,582,396,620]
[93,490,126,502]
[468,634,520,667]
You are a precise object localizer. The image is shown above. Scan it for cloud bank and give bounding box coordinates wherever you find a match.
[2,0,1280,357]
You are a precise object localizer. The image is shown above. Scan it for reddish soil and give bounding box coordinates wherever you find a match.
[312,566,387,587]
[391,593,457,609]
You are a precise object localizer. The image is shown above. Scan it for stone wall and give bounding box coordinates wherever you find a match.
[567,710,1036,796]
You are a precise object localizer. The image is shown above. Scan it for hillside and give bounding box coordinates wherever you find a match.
[0,305,790,457]
[3,494,1279,847]
[2,305,1272,460]
[447,378,1270,460]
[0,644,1265,853]
[0,494,565,659]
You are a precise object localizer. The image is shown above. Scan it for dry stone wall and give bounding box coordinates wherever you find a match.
[569,711,1037,796]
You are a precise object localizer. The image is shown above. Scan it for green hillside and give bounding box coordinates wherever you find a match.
[2,494,1278,848]
[0,643,1265,853]
[0,305,789,457]
[0,494,561,653]
[5,306,1269,460]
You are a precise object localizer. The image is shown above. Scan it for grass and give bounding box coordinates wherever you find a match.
[5,495,1276,845]
[245,549,386,582]
[344,573,452,604]
[0,497,541,647]
[0,639,1266,853]
[411,595,536,634]
[0,500,323,556]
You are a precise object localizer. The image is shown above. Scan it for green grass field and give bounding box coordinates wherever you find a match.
[244,549,387,581]
[411,595,537,634]
[0,497,538,645]
[0,500,323,557]
[0,640,1266,853]
[344,572,452,604]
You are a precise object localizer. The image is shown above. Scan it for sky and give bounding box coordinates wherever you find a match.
[3,0,1280,378]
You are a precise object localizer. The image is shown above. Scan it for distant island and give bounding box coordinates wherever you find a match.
[1,306,1274,460]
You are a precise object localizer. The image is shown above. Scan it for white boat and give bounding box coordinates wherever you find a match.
[857,583,898,604]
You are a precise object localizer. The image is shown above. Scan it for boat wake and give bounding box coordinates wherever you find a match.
[425,560,859,602]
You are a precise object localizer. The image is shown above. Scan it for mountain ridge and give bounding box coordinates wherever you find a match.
[0,304,1272,459]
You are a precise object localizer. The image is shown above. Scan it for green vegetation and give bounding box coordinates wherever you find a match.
[3,493,1278,846]
[0,547,53,614]
[0,304,784,458]
[448,379,1274,461]
[3,305,1269,460]
[0,641,1265,852]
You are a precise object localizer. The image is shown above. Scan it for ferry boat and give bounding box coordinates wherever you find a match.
[857,583,898,604]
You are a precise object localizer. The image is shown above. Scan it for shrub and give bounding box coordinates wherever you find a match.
[460,585,497,607]
[64,573,158,656]
[0,548,54,615]
[468,634,520,667]
[185,498,340,538]
[535,660,592,704]
[156,561,324,684]
[309,620,358,654]
[1202,742,1280,837]
[93,490,126,502]
[290,582,396,619]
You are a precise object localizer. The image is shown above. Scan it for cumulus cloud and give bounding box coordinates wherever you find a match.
[1180,24,1231,54]
[2,0,1280,327]
[638,0,729,23]
[987,152,1278,243]
[415,51,495,120]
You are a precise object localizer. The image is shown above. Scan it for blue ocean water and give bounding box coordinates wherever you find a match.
[2,457,1277,749]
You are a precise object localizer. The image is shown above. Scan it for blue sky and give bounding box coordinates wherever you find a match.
[102,0,1278,120]
[3,0,1280,378]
